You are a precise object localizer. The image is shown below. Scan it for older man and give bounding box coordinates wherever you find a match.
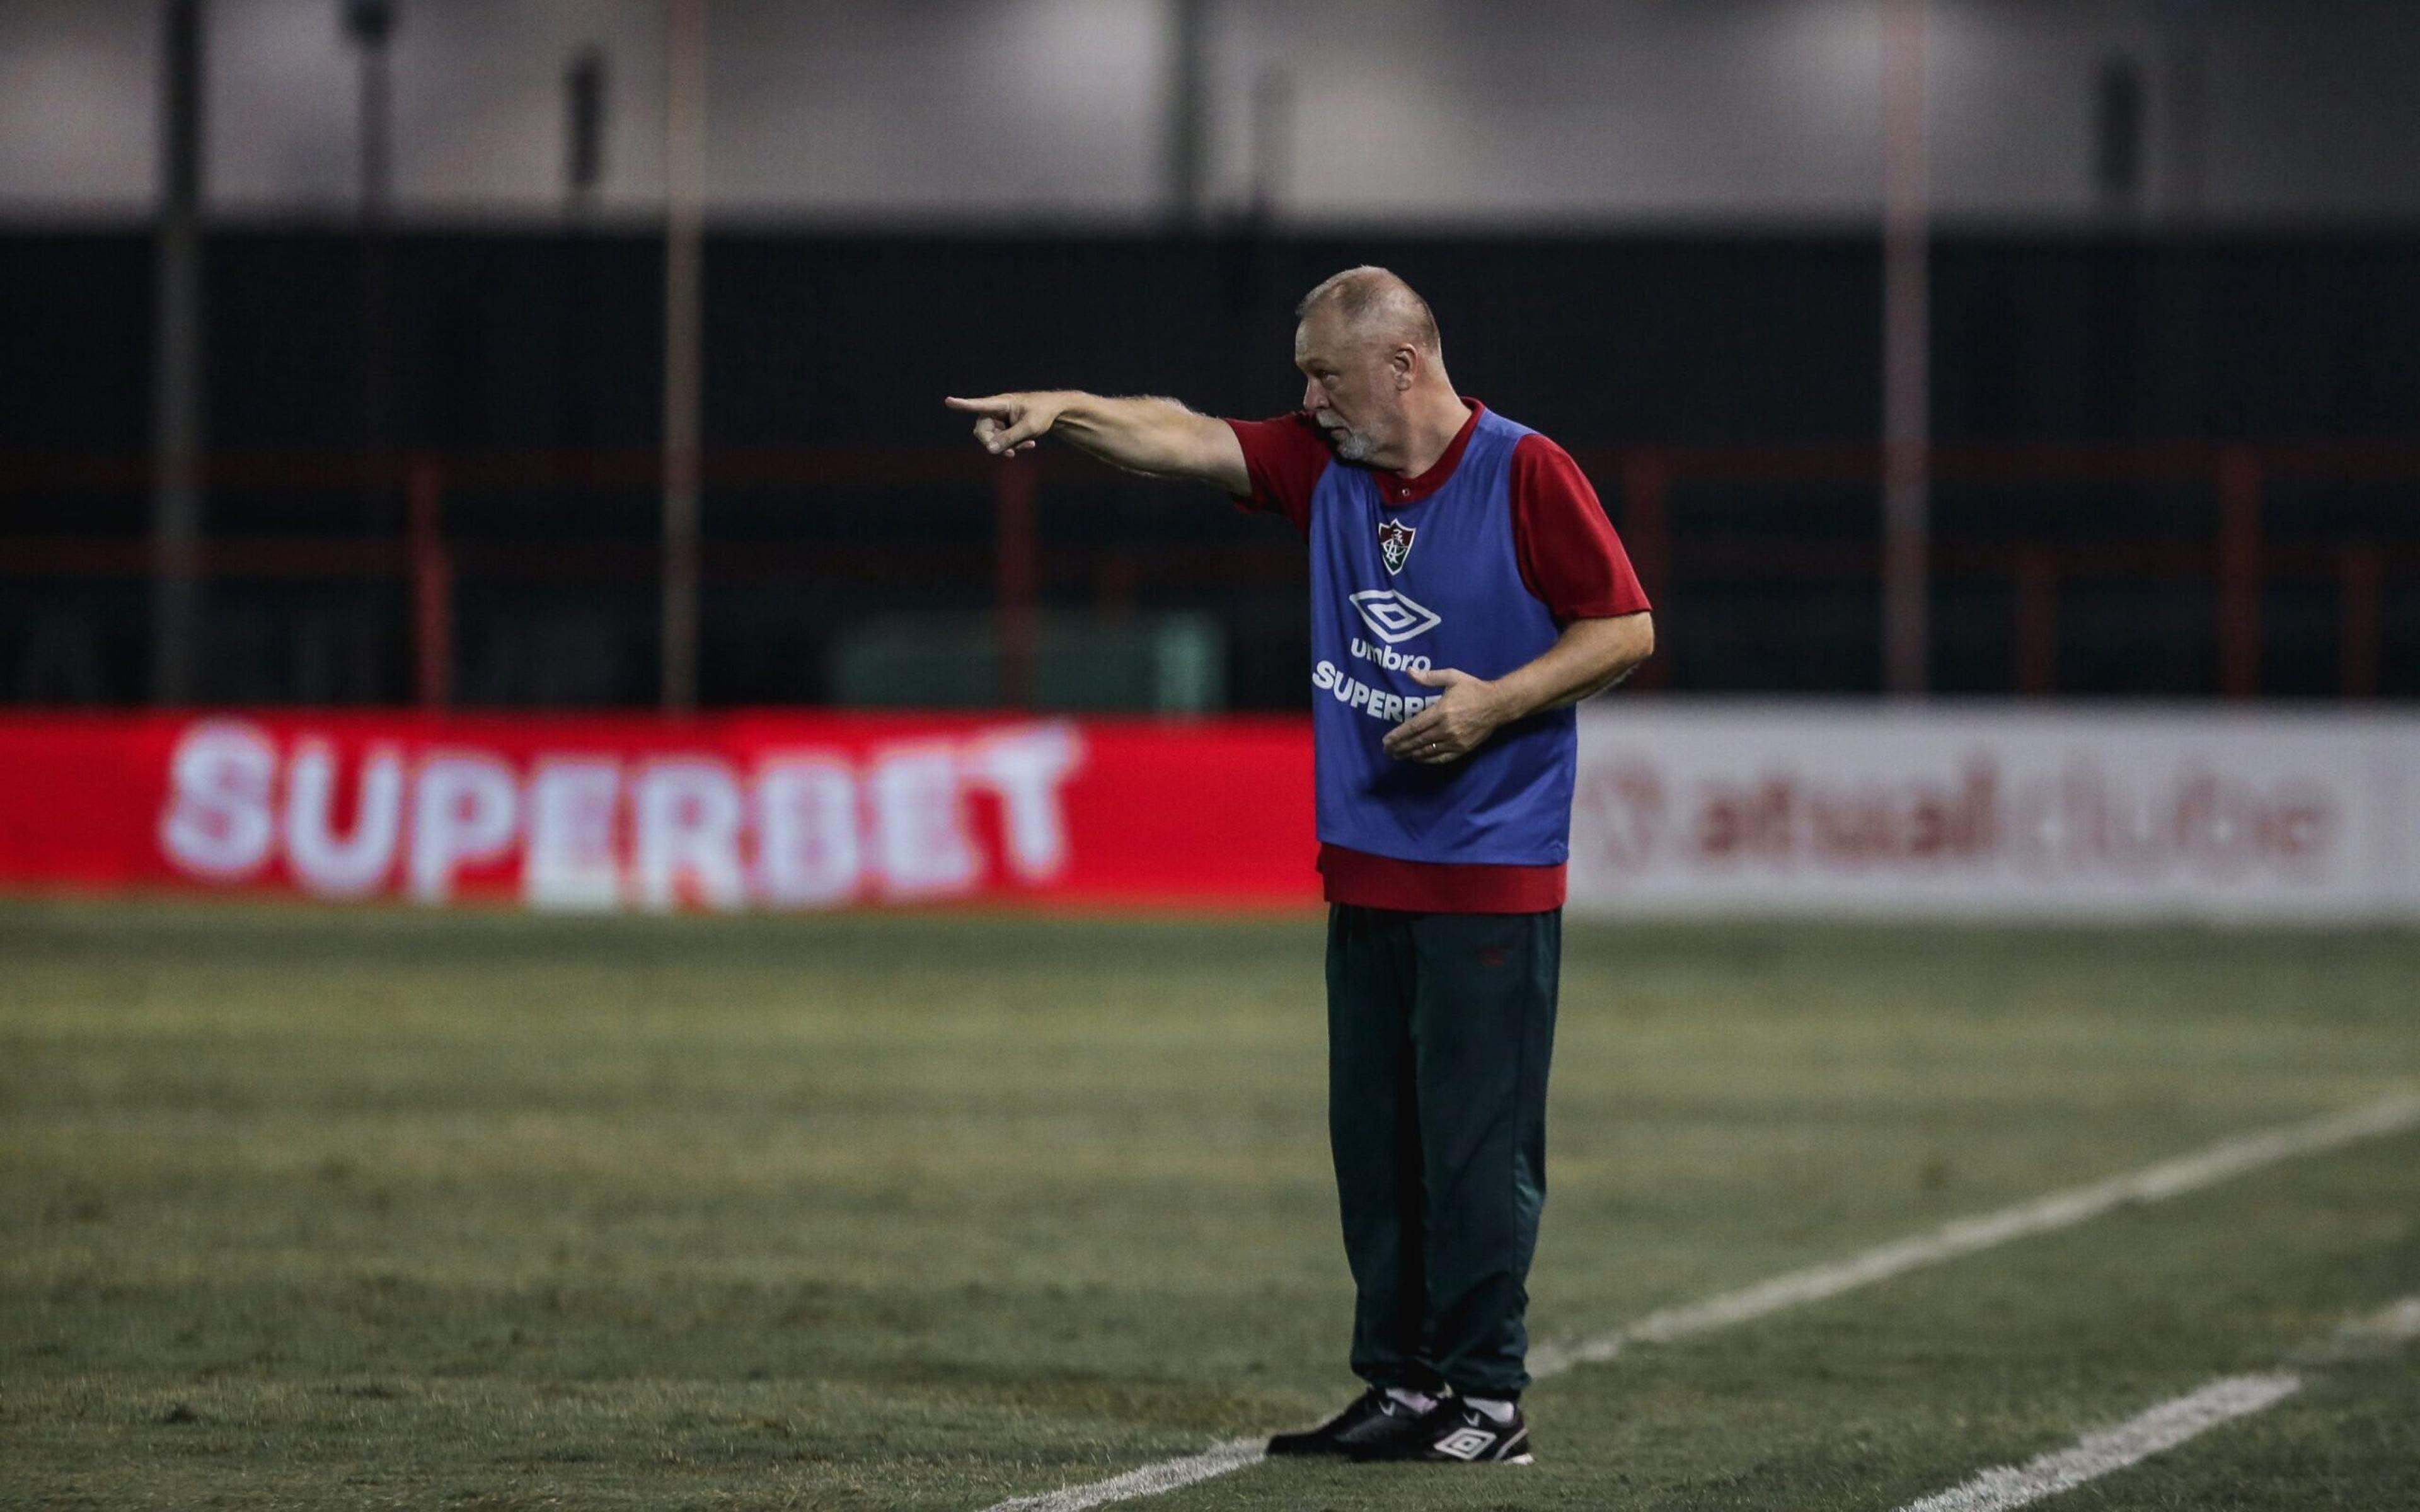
[947,266,1652,1466]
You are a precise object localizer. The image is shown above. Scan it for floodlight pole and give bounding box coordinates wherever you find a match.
[1880,0,1931,697]
[660,0,706,713]
[565,46,608,219]
[2160,0,2210,222]
[150,0,205,706]
[348,0,396,547]
[1165,0,1209,224]
[1247,66,1294,224]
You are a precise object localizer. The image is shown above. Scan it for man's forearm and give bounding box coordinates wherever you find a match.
[1043,392,1231,480]
[1487,612,1654,721]
[948,388,1248,493]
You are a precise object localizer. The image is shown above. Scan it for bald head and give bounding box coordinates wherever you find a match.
[1296,266,1441,357]
[1291,266,1466,472]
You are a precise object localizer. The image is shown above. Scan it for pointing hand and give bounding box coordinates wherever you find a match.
[945,392,1063,456]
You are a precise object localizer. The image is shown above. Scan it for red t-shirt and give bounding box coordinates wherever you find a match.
[1225,401,1651,913]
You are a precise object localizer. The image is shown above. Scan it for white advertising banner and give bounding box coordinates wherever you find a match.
[1570,705,2419,920]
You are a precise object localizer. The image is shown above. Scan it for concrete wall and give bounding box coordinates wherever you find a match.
[4,0,2417,224]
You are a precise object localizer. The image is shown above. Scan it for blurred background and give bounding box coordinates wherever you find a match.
[13,14,2420,1508]
[4,0,2417,716]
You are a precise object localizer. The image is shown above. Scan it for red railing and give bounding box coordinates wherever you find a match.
[1587,440,2420,697]
[2,442,2415,706]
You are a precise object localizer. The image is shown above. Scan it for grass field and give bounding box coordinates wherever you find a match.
[3,900,2416,1511]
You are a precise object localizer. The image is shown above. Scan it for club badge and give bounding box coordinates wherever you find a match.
[1377,518,1416,575]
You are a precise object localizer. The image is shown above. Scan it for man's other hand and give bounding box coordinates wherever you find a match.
[946,392,1062,455]
[1383,666,1509,764]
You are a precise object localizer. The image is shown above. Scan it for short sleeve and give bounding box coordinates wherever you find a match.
[1509,435,1652,624]
[1224,413,1334,537]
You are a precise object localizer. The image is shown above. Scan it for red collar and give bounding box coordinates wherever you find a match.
[1371,399,1484,508]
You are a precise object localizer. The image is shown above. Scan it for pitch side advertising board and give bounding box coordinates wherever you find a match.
[0,707,2413,920]
[0,712,1320,912]
[1567,705,2420,921]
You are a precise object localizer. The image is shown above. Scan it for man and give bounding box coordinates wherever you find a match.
[946,266,1653,1467]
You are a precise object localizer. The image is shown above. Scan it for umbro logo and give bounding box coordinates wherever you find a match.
[1349,589,1442,646]
[1432,1426,1499,1461]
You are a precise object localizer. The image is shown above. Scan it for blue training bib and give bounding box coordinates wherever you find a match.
[1305,408,1576,867]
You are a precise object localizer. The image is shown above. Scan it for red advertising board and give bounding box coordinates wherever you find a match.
[0,712,1321,911]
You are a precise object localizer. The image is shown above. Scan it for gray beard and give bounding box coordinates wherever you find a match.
[1327,428,1374,464]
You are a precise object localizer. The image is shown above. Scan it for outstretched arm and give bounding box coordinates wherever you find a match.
[945,391,1249,495]
[1381,612,1656,765]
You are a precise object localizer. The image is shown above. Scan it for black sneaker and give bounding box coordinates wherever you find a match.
[1353,1399,1534,1464]
[1266,1389,1439,1458]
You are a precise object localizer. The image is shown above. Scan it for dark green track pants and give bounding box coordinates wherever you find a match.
[1324,903,1561,1399]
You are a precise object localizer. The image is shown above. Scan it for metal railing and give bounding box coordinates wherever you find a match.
[1,442,2414,706]
[1592,441,2419,699]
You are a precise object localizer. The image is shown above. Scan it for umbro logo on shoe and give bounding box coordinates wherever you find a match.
[1349,1400,1535,1465]
[1431,1425,1502,1460]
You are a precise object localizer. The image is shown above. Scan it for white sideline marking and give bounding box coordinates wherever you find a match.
[972,1092,2420,1512]
[2298,1293,2420,1365]
[1897,1293,2420,1511]
[1527,1090,2420,1375]
[1893,1373,2303,1512]
[983,1440,1263,1512]
[2350,1295,2420,1343]
[2361,1286,2420,1335]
